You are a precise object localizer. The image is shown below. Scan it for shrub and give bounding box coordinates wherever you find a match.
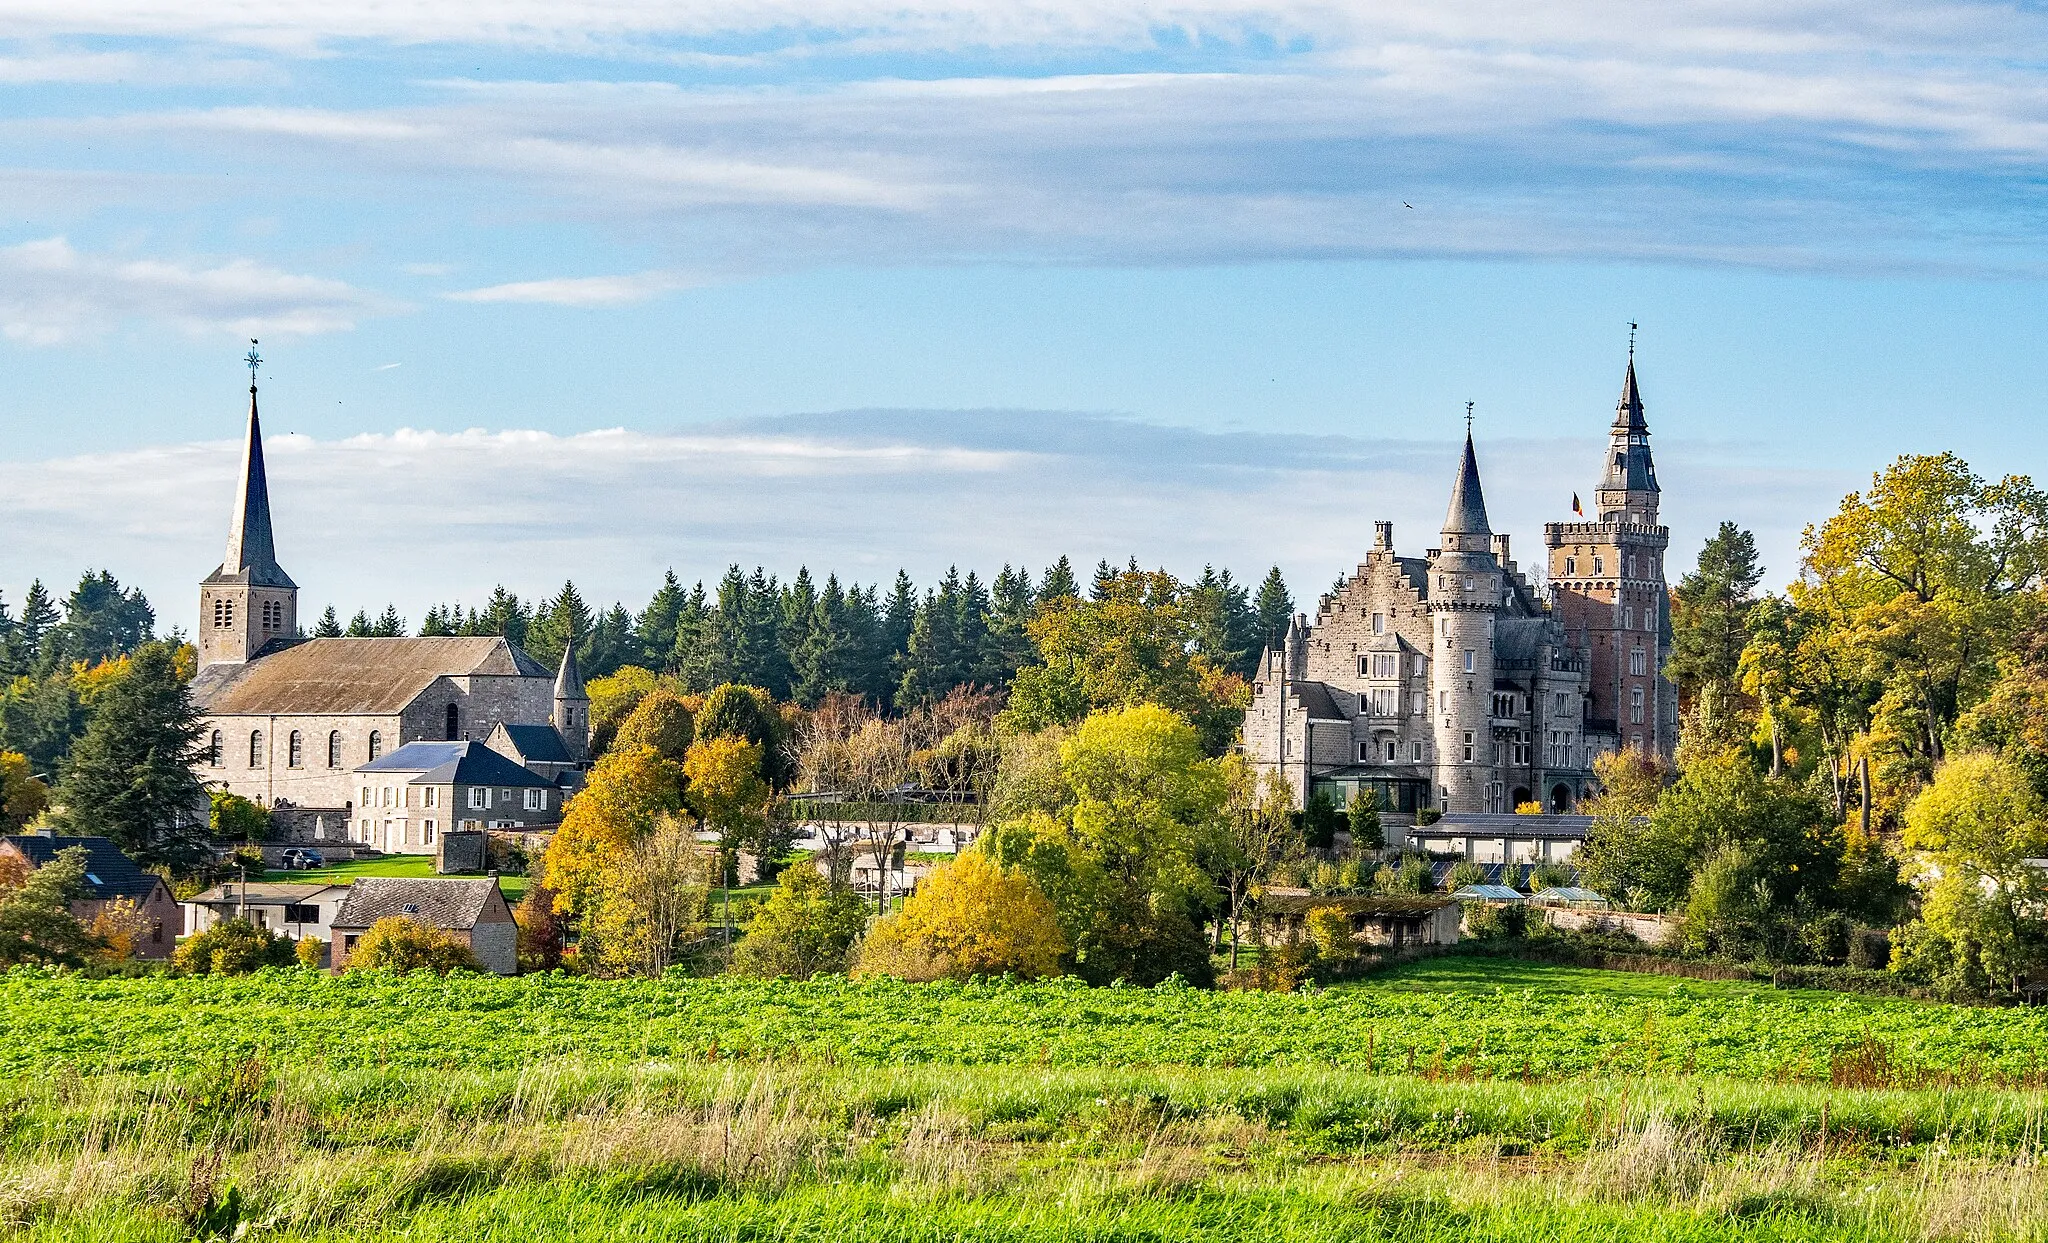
[1515,801,1546,815]
[733,866,868,980]
[1346,790,1384,849]
[1304,906,1355,963]
[88,897,154,962]
[345,916,480,975]
[1446,860,1486,892]
[209,791,270,843]
[1463,900,1527,941]
[294,936,326,969]
[175,918,294,975]
[853,852,1064,981]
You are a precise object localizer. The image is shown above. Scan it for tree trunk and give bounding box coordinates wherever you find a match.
[1769,715,1783,778]
[1858,757,1872,839]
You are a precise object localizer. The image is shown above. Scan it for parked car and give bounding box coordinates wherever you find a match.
[279,848,326,870]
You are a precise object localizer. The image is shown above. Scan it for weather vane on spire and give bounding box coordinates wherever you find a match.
[1628,321,1638,359]
[245,339,261,390]
[1465,401,1474,435]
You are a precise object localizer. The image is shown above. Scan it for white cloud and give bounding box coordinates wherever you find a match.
[0,236,397,344]
[446,270,696,306]
[0,411,1845,637]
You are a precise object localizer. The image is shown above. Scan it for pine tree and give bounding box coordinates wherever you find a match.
[845,584,888,705]
[15,581,58,669]
[1186,565,1260,678]
[881,572,917,709]
[418,605,454,637]
[1669,522,1764,712]
[345,611,373,637]
[1253,566,1294,655]
[372,605,405,637]
[1038,557,1079,605]
[987,565,1037,686]
[780,568,819,688]
[581,603,635,678]
[956,569,994,687]
[312,606,343,638]
[1090,559,1118,602]
[638,571,687,671]
[473,587,531,648]
[793,574,853,706]
[44,571,154,670]
[528,582,593,669]
[53,642,210,869]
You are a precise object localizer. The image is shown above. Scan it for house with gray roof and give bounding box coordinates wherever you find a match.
[0,833,183,959]
[186,374,588,835]
[330,876,517,974]
[353,741,563,855]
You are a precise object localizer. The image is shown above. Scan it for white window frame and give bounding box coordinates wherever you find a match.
[467,787,487,810]
[1463,649,1475,674]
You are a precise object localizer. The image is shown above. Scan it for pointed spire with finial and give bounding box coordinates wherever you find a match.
[554,634,587,703]
[213,339,295,589]
[1441,406,1492,539]
[1614,326,1647,433]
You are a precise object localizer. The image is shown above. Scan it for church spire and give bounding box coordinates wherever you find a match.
[553,632,590,762]
[219,341,294,589]
[1441,428,1493,539]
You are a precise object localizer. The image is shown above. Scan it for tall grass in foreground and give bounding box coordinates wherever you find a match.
[3,1061,2048,1240]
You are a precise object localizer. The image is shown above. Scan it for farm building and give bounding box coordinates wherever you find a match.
[183,881,348,946]
[329,877,518,975]
[1261,893,1462,948]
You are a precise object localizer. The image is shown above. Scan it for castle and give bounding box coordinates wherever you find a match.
[1242,351,1676,818]
[188,368,590,852]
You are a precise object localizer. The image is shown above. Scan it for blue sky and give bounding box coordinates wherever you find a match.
[3,1,2047,633]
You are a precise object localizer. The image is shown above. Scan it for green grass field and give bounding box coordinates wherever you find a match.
[264,855,531,905]
[4,956,2046,1240]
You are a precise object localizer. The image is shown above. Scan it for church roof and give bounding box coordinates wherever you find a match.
[204,385,295,590]
[554,640,586,701]
[192,636,549,716]
[1441,432,1492,536]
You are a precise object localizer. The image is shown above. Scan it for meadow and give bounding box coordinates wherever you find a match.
[5,959,2048,1241]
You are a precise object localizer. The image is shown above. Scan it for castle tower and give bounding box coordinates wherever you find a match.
[553,638,590,763]
[1429,430,1503,813]
[199,350,297,667]
[1544,344,1674,759]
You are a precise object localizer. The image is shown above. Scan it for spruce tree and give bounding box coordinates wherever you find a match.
[312,606,343,638]
[345,611,373,637]
[585,604,636,678]
[15,581,58,669]
[637,571,687,670]
[987,565,1037,686]
[738,567,790,698]
[418,605,453,637]
[957,570,994,687]
[474,587,531,648]
[1668,522,1764,710]
[527,581,593,669]
[793,574,852,707]
[780,568,819,686]
[1253,566,1294,655]
[372,605,405,637]
[47,571,155,668]
[881,572,917,708]
[845,584,888,705]
[53,642,210,869]
[1037,557,1079,605]
[1090,559,1118,601]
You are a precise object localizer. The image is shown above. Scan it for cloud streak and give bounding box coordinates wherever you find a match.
[0,236,399,344]
[1,410,1847,637]
[447,270,698,306]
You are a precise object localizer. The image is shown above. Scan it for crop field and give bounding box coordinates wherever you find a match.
[4,958,2048,1241]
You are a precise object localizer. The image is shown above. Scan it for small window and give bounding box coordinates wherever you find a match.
[1463,649,1475,674]
[1630,686,1646,724]
[1623,606,1634,630]
[367,730,383,761]
[1462,731,1475,763]
[208,730,222,767]
[468,787,487,810]
[1564,556,1576,576]
[1371,612,1385,635]
[424,820,436,844]
[401,902,419,915]
[288,730,303,769]
[249,730,264,768]
[328,731,342,768]
[1593,555,1605,576]
[424,787,438,808]
[1412,742,1424,762]
[1385,740,1397,762]
[283,904,318,923]
[1359,743,1372,762]
[445,703,460,741]
[213,597,234,628]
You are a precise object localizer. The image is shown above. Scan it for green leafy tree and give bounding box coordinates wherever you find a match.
[0,752,51,831]
[209,791,270,843]
[732,865,868,979]
[1667,523,1763,714]
[613,689,695,763]
[174,917,295,974]
[53,643,210,869]
[0,845,98,967]
[345,915,482,974]
[1346,788,1384,849]
[1891,751,2048,997]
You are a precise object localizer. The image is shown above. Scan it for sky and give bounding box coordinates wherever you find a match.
[3,1,2046,635]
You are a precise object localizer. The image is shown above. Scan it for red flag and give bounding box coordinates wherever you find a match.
[1571,492,1583,516]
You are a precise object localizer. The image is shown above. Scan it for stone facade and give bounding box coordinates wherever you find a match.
[1244,354,1673,817]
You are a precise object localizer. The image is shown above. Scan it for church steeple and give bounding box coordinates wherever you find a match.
[200,342,298,666]
[1594,342,1660,526]
[553,636,590,762]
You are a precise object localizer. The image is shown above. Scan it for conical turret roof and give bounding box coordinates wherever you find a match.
[554,636,587,701]
[1613,357,1648,432]
[211,383,295,589]
[1441,432,1492,537]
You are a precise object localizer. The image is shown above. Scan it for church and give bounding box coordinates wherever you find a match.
[189,362,590,852]
[1242,351,1677,818]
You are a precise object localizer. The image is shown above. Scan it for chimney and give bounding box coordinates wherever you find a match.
[1492,533,1511,562]
[1374,521,1393,550]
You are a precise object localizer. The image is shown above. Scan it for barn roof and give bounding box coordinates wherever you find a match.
[331,877,507,931]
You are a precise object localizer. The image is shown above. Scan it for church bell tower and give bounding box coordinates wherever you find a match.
[199,343,297,667]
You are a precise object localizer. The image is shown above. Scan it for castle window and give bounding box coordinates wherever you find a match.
[1358,656,1370,677]
[1412,741,1424,762]
[445,703,460,741]
[1593,556,1604,575]
[1438,690,1448,712]
[1623,606,1634,630]
[328,732,342,768]
[1625,554,1635,578]
[1630,648,1646,676]
[1385,740,1397,762]
[1564,556,1576,576]
[288,730,303,768]
[1360,743,1372,762]
[1371,612,1385,635]
[1630,686,1645,724]
[1646,607,1656,632]
[249,730,264,767]
[1372,654,1397,679]
[1411,692,1426,714]
[207,730,222,766]
[1513,734,1530,766]
[525,789,545,812]
[367,730,383,761]
[1463,649,1475,674]
[260,600,282,632]
[1462,731,1474,762]
[1461,575,1473,591]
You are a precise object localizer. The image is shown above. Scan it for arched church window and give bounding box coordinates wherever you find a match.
[445,703,460,741]
[208,730,222,767]
[327,732,342,768]
[249,730,264,768]
[368,730,383,761]
[288,731,303,768]
[214,598,234,628]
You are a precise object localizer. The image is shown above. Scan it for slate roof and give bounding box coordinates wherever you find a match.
[1290,680,1349,722]
[192,636,549,715]
[1417,813,1596,839]
[358,741,551,787]
[1493,617,1556,666]
[203,388,294,590]
[495,723,572,764]
[331,877,507,931]
[1,835,163,901]
[1441,432,1492,536]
